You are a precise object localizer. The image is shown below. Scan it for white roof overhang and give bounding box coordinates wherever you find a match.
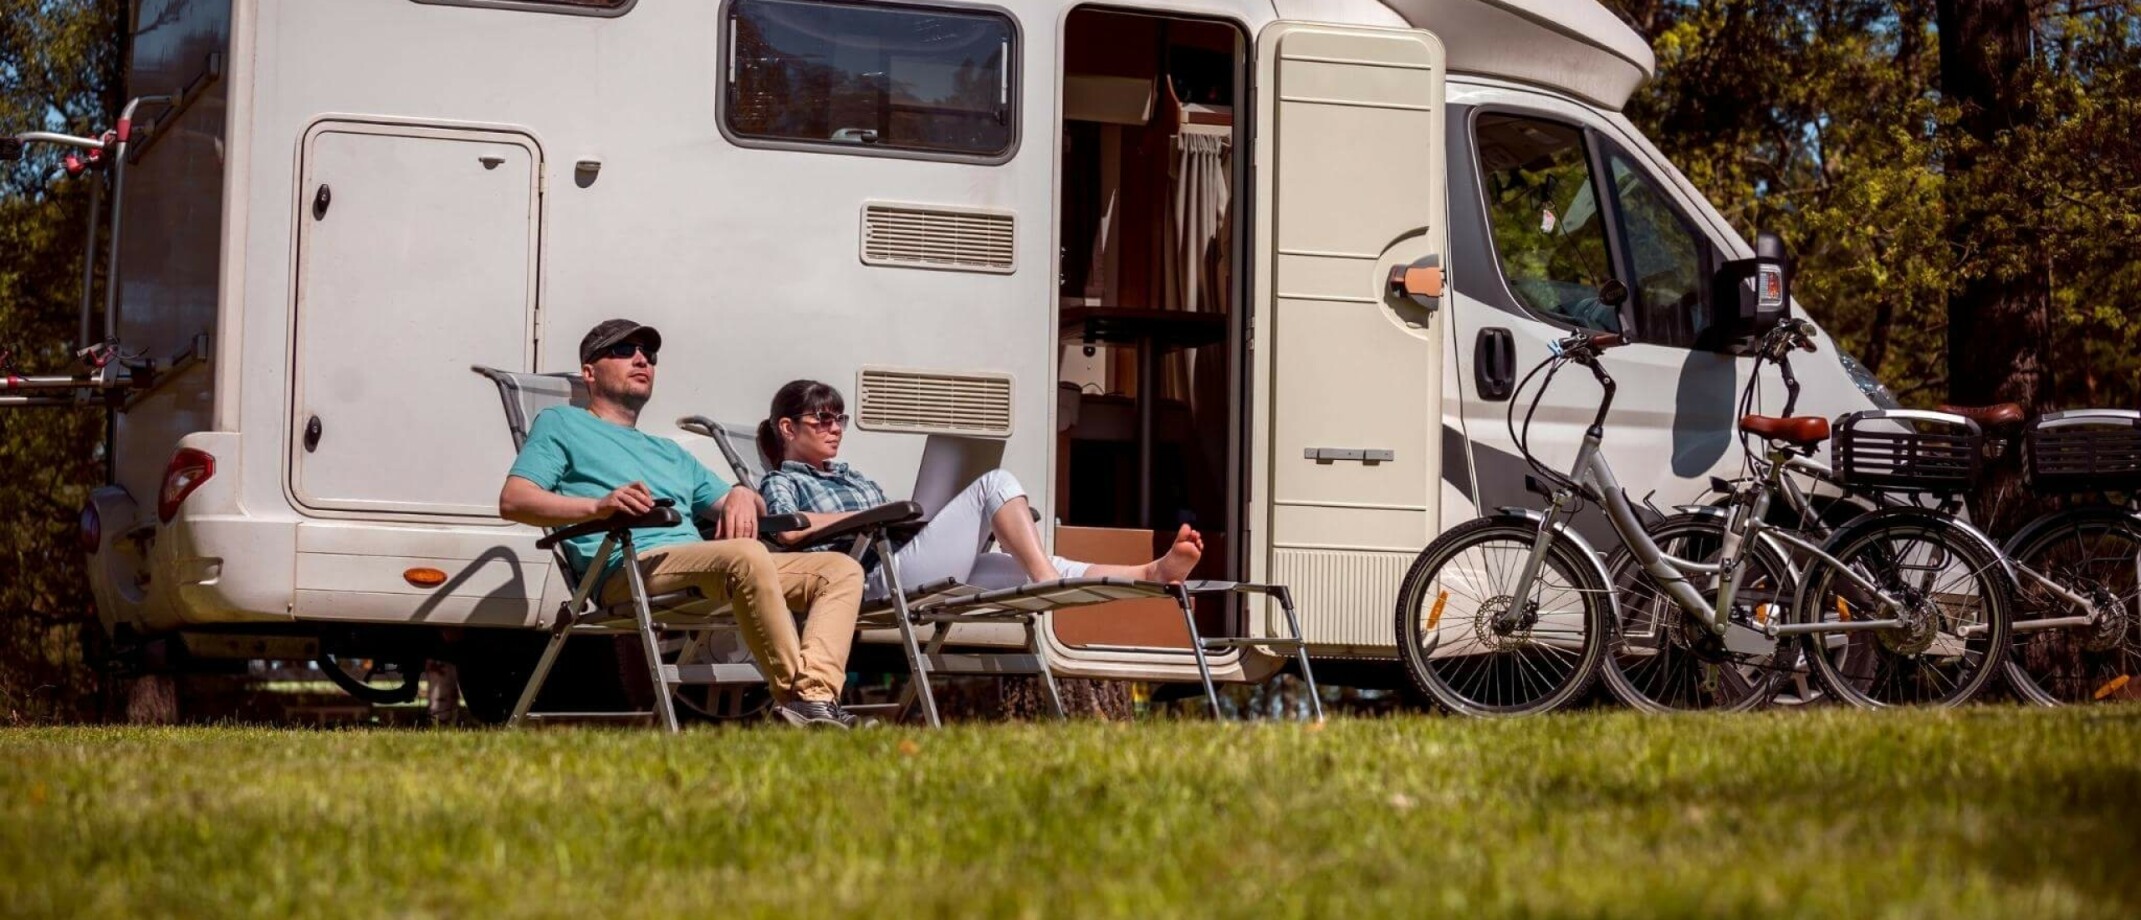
[1379,0,1656,110]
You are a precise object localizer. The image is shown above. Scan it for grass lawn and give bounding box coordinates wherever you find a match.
[4,707,2139,918]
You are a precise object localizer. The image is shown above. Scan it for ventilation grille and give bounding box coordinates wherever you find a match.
[856,367,1014,437]
[861,203,1016,273]
[1272,548,1412,648]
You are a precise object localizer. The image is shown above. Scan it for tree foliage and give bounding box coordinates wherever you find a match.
[0,0,125,723]
[1604,0,2141,410]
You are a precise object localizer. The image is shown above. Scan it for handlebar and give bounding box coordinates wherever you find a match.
[1549,331,1625,359]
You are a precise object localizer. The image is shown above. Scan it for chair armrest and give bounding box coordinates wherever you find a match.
[537,499,683,550]
[806,500,925,546]
[759,513,809,535]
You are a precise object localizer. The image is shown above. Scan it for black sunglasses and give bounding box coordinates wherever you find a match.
[598,341,658,365]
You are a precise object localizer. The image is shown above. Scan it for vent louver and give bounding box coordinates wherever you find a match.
[861,203,1016,273]
[856,368,1014,438]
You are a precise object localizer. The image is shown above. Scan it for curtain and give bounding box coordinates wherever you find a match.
[1161,128,1232,402]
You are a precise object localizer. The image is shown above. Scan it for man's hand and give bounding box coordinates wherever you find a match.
[717,486,766,540]
[594,481,656,518]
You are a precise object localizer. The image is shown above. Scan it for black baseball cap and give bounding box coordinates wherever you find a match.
[578,319,663,365]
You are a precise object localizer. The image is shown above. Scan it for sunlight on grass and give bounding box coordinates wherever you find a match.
[5,707,2139,918]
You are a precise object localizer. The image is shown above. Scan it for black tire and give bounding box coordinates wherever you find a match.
[1794,510,2012,708]
[1602,514,1795,713]
[1394,516,1609,717]
[2000,508,2141,706]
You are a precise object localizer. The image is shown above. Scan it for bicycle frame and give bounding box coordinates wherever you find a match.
[1500,351,1915,648]
[1768,452,2104,634]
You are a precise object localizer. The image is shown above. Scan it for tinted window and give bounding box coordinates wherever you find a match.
[725,0,1015,158]
[1608,151,1711,348]
[1474,114,1620,334]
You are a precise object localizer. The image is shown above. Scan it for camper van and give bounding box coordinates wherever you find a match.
[41,0,1887,713]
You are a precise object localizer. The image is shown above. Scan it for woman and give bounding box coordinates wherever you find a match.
[755,380,1202,597]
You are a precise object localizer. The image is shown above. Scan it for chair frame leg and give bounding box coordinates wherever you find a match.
[1272,586,1325,722]
[880,534,943,728]
[509,615,574,727]
[618,534,682,732]
[1027,616,1068,720]
[1169,584,1224,718]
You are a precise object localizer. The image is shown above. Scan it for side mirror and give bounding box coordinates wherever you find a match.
[0,137,24,161]
[1709,231,1792,351]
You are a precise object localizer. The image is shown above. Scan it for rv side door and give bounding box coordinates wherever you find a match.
[1250,23,1446,648]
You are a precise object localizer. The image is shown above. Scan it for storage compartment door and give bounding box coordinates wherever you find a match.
[1251,23,1447,647]
[291,124,539,516]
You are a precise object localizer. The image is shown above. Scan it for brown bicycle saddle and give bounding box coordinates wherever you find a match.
[1739,414,1831,446]
[1938,402,2026,429]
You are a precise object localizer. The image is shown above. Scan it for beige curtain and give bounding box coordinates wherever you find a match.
[1161,128,1232,402]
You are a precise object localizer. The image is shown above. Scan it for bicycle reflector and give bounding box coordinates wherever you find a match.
[158,448,216,523]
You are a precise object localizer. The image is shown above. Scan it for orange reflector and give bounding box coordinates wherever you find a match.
[403,567,449,587]
[1753,604,1771,626]
[2094,674,2131,701]
[1427,590,1449,631]
[1835,597,1852,621]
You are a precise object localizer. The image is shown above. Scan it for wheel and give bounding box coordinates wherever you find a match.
[1602,514,1795,712]
[1394,516,1609,716]
[2001,509,2141,706]
[1793,511,2012,708]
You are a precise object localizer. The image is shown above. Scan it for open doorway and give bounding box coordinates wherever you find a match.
[1053,8,1246,649]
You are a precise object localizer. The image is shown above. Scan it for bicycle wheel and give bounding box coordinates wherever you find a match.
[1794,510,2012,708]
[2002,508,2141,706]
[1395,515,1609,716]
[1602,514,1795,713]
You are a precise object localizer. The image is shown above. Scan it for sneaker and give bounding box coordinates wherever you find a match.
[771,699,847,729]
[823,702,879,730]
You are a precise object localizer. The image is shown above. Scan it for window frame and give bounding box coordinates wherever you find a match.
[412,0,636,17]
[1596,136,1723,350]
[715,0,1024,165]
[1463,105,1634,337]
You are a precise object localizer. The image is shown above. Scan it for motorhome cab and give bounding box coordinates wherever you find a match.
[53,0,1883,713]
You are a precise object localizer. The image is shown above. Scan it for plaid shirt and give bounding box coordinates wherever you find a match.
[759,460,891,553]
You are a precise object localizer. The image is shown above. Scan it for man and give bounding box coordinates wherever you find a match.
[499,319,869,728]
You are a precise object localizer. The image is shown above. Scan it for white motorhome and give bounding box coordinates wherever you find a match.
[24,0,1887,713]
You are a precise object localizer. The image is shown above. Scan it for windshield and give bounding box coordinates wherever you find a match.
[1835,350,1900,409]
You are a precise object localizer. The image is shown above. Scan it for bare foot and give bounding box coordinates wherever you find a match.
[1147,524,1204,583]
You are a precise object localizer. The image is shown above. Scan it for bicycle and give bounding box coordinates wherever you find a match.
[1709,347,2141,707]
[1396,326,2014,716]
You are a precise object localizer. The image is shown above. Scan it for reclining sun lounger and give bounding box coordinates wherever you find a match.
[676,415,1324,723]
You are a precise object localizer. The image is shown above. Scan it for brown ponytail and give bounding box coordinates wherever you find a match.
[760,379,845,470]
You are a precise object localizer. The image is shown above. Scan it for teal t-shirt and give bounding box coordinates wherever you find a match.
[507,406,731,578]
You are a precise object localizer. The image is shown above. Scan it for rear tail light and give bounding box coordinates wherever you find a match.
[79,503,101,554]
[158,448,216,523]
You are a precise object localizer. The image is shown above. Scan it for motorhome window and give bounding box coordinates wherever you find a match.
[725,0,1015,158]
[1607,151,1711,348]
[1474,114,1620,334]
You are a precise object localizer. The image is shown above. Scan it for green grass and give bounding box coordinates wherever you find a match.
[5,708,2140,919]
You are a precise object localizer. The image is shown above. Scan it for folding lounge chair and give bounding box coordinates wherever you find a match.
[677,416,1067,727]
[677,416,1324,722]
[473,366,813,731]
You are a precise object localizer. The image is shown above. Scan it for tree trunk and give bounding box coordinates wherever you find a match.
[1938,0,2045,531]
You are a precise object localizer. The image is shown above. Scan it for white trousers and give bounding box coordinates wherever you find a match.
[865,469,1089,599]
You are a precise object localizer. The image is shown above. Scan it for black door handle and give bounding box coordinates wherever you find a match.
[1476,327,1515,401]
[304,415,323,452]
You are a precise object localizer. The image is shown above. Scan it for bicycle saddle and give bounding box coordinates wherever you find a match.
[1937,402,2025,429]
[1739,414,1831,446]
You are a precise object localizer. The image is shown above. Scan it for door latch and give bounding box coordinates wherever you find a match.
[304,415,323,452]
[312,184,332,220]
[1305,447,1394,464]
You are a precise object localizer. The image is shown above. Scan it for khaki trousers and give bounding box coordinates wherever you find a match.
[604,540,864,703]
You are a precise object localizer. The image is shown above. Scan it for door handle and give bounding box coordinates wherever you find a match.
[1476,327,1515,401]
[304,415,323,452]
[1386,255,1444,312]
